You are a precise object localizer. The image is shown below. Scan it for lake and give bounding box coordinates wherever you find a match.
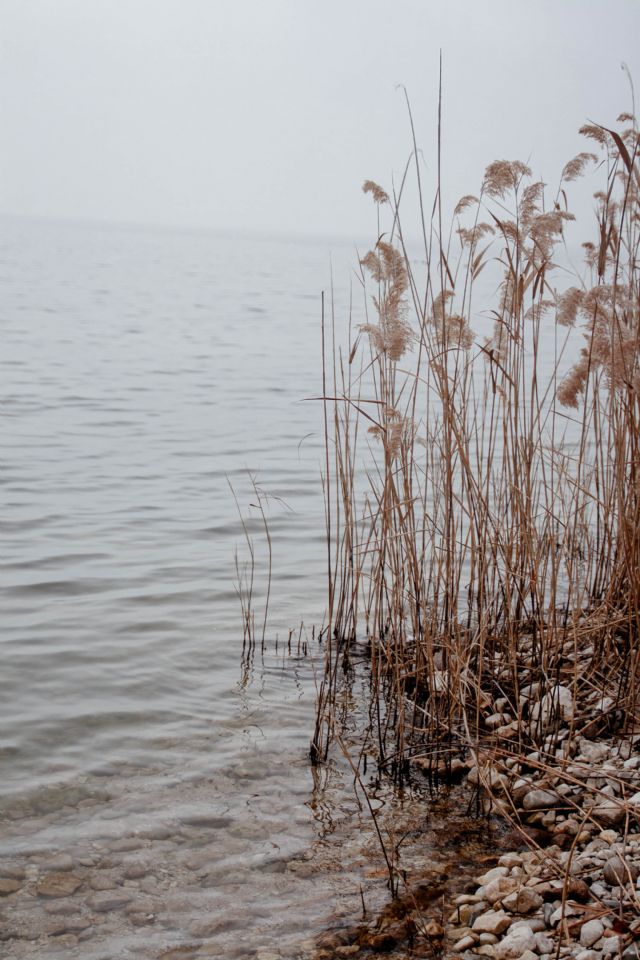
[0,217,528,959]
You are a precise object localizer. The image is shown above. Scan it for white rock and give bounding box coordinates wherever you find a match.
[472,910,512,935]
[476,867,509,886]
[501,888,543,914]
[495,924,537,959]
[486,712,505,730]
[511,918,546,933]
[498,853,523,869]
[483,876,518,904]
[578,739,610,763]
[536,934,554,953]
[479,933,499,944]
[594,696,614,713]
[601,936,621,956]
[600,829,619,843]
[475,946,496,958]
[522,789,561,810]
[531,685,575,728]
[550,904,581,927]
[452,934,476,952]
[580,919,604,948]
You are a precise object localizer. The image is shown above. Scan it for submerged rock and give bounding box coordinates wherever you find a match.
[35,873,82,898]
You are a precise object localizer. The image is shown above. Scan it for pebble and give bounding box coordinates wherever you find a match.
[603,855,639,885]
[498,853,522,869]
[38,853,74,873]
[602,936,622,956]
[522,789,561,810]
[453,934,476,952]
[0,879,21,896]
[501,888,543,914]
[109,837,144,853]
[0,863,26,881]
[476,867,509,885]
[580,919,604,948]
[592,800,625,826]
[483,876,518,904]
[472,910,512,935]
[87,892,134,912]
[123,862,150,880]
[494,923,536,959]
[89,874,118,891]
[35,873,82,898]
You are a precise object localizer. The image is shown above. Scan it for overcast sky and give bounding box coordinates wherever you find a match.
[1,0,639,239]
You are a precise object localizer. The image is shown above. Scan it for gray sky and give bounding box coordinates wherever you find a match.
[1,0,639,239]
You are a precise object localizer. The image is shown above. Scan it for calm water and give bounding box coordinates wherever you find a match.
[1,217,585,959]
[3,219,506,960]
[1,217,374,957]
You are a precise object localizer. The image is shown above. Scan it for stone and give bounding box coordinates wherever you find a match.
[0,863,26,881]
[565,878,591,903]
[603,855,639,885]
[89,874,117,891]
[512,779,532,803]
[592,801,625,827]
[536,934,554,953]
[109,837,144,852]
[501,888,543,914]
[600,829,619,843]
[35,873,82,898]
[511,918,546,933]
[580,919,604,948]
[476,867,509,886]
[575,952,600,960]
[498,853,523,869]
[578,739,610,763]
[39,854,74,873]
[46,916,91,935]
[472,911,512,935]
[452,934,476,952]
[602,936,622,956]
[486,713,506,730]
[495,924,537,959]
[549,904,581,927]
[531,685,575,727]
[123,862,150,880]
[0,879,21,896]
[483,877,518,904]
[87,892,133,912]
[522,789,561,810]
[423,919,444,938]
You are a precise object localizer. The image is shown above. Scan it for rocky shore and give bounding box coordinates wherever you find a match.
[444,721,640,960]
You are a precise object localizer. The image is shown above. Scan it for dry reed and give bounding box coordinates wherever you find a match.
[312,101,640,803]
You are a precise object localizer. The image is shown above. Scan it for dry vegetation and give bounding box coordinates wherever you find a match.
[311,103,640,802]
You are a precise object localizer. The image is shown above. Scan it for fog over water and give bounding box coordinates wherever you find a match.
[2,2,640,957]
[2,1,640,237]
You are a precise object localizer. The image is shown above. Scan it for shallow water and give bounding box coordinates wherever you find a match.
[0,217,523,958]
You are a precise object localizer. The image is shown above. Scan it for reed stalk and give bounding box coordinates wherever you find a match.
[312,105,640,790]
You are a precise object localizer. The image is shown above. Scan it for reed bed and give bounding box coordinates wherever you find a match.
[312,104,640,794]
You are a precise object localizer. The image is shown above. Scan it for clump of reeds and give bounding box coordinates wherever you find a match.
[312,103,640,784]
